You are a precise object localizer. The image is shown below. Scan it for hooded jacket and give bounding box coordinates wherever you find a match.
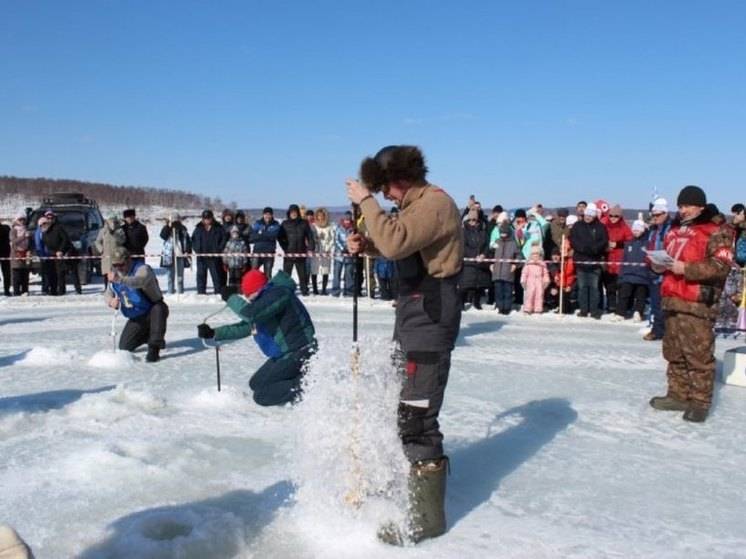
[278,206,315,255]
[96,219,127,274]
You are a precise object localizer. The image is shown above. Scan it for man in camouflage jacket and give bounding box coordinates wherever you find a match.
[650,185,733,422]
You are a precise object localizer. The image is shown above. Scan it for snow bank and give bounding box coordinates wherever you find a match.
[185,386,252,411]
[17,346,78,366]
[87,350,136,369]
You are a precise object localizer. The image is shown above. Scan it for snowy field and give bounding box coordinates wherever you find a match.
[2,237,746,557]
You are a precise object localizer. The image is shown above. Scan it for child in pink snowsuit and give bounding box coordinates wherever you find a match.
[521,244,550,313]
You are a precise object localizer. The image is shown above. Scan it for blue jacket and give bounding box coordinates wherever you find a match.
[34,227,48,257]
[111,261,153,319]
[646,218,671,285]
[250,219,281,254]
[334,225,353,262]
[619,236,650,285]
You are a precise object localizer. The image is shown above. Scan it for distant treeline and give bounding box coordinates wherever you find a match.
[0,176,235,210]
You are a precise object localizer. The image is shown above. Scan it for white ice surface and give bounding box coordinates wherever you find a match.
[1,229,746,558]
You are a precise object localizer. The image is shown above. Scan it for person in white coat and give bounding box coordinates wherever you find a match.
[311,207,335,295]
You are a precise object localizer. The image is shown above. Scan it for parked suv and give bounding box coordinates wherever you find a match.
[27,193,104,285]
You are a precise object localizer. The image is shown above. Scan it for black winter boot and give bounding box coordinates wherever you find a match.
[378,457,448,545]
[146,345,160,363]
[649,395,689,411]
[683,405,708,423]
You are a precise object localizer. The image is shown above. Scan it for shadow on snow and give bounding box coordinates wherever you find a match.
[0,350,31,368]
[0,316,49,327]
[161,337,210,361]
[78,481,294,559]
[448,398,577,527]
[0,385,117,416]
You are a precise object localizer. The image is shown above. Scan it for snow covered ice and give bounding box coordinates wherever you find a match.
[2,267,746,557]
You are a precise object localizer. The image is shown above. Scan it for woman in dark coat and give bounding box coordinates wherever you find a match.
[460,208,491,309]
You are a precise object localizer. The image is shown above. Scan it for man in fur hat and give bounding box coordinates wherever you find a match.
[345,145,463,545]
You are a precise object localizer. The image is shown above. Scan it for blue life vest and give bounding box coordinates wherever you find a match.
[111,261,153,319]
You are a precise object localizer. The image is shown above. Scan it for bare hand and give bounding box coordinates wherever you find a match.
[108,298,119,309]
[670,260,686,276]
[608,242,616,249]
[107,271,117,282]
[56,251,64,258]
[345,179,371,205]
[346,232,366,255]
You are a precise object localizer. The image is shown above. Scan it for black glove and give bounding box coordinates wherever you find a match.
[221,285,238,301]
[198,324,215,339]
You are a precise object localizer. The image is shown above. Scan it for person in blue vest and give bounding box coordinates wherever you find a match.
[197,269,317,406]
[105,246,169,362]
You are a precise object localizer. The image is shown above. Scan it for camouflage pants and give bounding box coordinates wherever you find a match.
[662,311,716,408]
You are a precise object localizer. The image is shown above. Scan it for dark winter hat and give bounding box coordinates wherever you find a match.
[222,209,235,219]
[359,145,428,192]
[551,247,561,256]
[111,246,130,266]
[44,208,55,218]
[235,210,246,219]
[287,204,300,217]
[514,209,527,220]
[305,209,315,217]
[123,208,136,218]
[390,206,399,214]
[241,270,268,297]
[262,207,273,215]
[677,185,706,207]
[201,209,214,220]
[556,208,569,217]
[492,205,504,214]
[732,203,745,214]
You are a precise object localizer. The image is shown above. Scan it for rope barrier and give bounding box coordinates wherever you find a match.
[1,251,741,271]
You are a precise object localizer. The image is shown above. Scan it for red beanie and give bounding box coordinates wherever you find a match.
[241,270,268,296]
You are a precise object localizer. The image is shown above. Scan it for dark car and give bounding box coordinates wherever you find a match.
[27,193,104,285]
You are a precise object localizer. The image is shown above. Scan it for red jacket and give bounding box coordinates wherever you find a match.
[661,215,733,318]
[604,218,633,275]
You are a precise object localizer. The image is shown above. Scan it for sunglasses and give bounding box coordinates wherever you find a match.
[609,214,621,219]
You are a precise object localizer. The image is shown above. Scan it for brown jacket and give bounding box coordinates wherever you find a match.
[359,183,463,278]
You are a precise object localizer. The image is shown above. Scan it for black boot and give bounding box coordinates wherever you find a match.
[378,457,448,545]
[683,405,708,423]
[146,345,160,363]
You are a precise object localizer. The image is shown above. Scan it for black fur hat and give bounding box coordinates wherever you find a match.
[359,145,428,192]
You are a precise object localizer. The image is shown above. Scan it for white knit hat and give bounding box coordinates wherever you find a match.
[632,219,647,232]
[584,202,599,218]
[651,197,668,214]
[566,215,579,227]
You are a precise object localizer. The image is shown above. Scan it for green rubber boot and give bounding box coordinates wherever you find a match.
[378,457,448,546]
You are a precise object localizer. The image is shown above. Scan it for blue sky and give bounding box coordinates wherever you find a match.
[1,1,744,211]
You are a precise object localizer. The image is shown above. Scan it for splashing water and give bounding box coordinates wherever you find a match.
[289,335,410,547]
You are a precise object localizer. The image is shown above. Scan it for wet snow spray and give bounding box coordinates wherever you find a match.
[290,337,409,549]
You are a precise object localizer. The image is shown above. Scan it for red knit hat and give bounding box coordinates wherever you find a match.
[241,270,268,296]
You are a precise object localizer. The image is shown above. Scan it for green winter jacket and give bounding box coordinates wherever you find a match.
[214,271,316,357]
